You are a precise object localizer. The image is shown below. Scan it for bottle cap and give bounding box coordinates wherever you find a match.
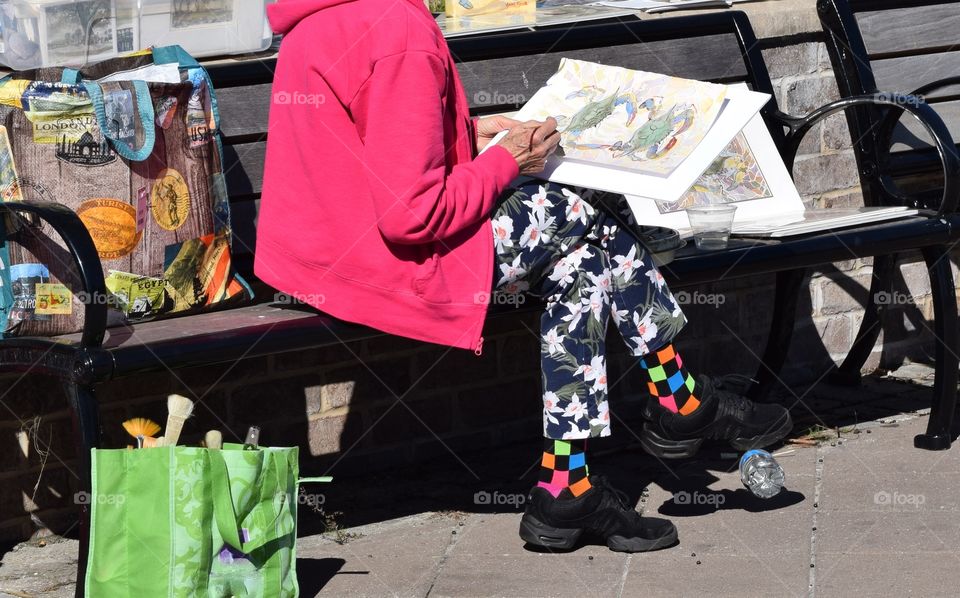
[739,448,767,467]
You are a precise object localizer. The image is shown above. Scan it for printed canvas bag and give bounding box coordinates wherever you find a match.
[0,46,249,337]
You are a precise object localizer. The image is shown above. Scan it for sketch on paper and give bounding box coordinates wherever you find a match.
[171,0,234,29]
[654,132,772,213]
[518,59,728,178]
[44,0,116,65]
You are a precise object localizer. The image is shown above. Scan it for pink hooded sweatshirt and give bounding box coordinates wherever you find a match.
[256,0,521,352]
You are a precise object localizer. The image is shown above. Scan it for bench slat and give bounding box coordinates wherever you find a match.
[871,51,960,99]
[457,34,748,113]
[223,141,266,199]
[52,302,366,350]
[230,198,259,259]
[891,99,960,154]
[218,83,272,139]
[856,4,960,57]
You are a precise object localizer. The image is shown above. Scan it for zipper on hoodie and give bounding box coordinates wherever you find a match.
[474,336,484,356]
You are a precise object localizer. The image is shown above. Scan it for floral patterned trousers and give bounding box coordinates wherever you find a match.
[491,181,687,440]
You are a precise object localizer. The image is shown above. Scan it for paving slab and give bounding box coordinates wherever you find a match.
[815,510,960,555]
[431,512,626,597]
[295,513,457,598]
[622,552,811,598]
[641,473,816,557]
[0,538,77,598]
[814,552,960,597]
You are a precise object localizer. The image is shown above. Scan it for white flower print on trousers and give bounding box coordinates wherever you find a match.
[491,181,686,440]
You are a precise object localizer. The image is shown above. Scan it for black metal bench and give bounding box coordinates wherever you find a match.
[2,10,959,596]
[818,0,960,426]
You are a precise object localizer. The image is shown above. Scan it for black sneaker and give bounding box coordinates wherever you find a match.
[519,475,677,552]
[640,374,793,459]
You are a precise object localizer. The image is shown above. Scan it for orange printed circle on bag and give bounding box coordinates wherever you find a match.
[76,199,141,260]
[151,168,190,231]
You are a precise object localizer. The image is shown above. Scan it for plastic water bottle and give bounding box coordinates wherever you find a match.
[739,449,785,499]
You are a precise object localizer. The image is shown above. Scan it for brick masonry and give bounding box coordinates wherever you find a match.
[0,38,956,543]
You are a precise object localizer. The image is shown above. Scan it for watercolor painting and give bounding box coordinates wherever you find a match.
[519,59,728,177]
[654,132,772,213]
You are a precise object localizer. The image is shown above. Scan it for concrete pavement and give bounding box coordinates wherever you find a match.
[3,365,959,597]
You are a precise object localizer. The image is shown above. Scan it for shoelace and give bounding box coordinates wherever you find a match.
[707,375,756,412]
[592,476,640,515]
[713,373,758,390]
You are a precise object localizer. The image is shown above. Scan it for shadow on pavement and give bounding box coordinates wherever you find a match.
[302,372,936,541]
[296,557,347,595]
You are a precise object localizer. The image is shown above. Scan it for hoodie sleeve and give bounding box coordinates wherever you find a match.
[354,50,520,245]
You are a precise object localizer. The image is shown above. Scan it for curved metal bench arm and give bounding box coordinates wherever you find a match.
[873,75,960,199]
[0,200,107,349]
[770,93,960,217]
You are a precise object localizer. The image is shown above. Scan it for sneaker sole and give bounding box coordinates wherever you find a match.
[640,412,794,459]
[519,514,582,550]
[519,514,678,553]
[606,526,678,553]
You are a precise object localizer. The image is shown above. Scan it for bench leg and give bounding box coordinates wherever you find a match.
[748,268,807,401]
[830,254,896,386]
[914,246,959,450]
[64,379,100,598]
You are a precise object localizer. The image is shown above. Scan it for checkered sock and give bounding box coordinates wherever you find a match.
[640,343,701,415]
[537,439,592,498]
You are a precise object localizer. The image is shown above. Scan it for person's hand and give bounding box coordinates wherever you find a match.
[495,118,561,175]
[475,115,522,153]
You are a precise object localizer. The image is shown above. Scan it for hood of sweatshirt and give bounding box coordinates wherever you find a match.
[268,0,360,35]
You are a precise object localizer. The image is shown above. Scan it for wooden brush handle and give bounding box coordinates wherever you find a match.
[164,415,188,446]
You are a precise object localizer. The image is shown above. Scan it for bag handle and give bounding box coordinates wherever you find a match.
[61,68,81,84]
[58,46,196,84]
[81,80,156,162]
[209,450,291,555]
[0,236,12,333]
[151,45,201,69]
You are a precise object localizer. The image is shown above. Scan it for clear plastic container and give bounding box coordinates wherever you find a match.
[0,0,274,71]
[739,449,785,499]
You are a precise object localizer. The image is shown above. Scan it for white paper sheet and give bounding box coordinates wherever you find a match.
[486,59,769,201]
[733,207,919,237]
[99,63,182,84]
[625,101,802,231]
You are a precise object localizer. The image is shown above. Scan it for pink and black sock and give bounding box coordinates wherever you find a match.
[640,344,701,415]
[537,438,592,498]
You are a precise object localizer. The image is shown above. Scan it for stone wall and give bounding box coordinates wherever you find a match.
[0,35,954,544]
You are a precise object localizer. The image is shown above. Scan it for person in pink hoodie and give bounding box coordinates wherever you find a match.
[258,0,793,553]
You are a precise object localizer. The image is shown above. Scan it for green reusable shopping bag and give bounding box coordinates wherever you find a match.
[84,444,328,597]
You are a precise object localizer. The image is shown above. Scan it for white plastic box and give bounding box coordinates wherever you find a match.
[0,0,274,70]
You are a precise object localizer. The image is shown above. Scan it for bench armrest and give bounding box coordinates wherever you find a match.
[772,93,960,217]
[0,201,107,348]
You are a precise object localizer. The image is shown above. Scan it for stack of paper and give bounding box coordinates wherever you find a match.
[731,207,919,238]
[490,61,913,239]
[485,59,770,202]
[436,6,637,37]
[589,0,754,13]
